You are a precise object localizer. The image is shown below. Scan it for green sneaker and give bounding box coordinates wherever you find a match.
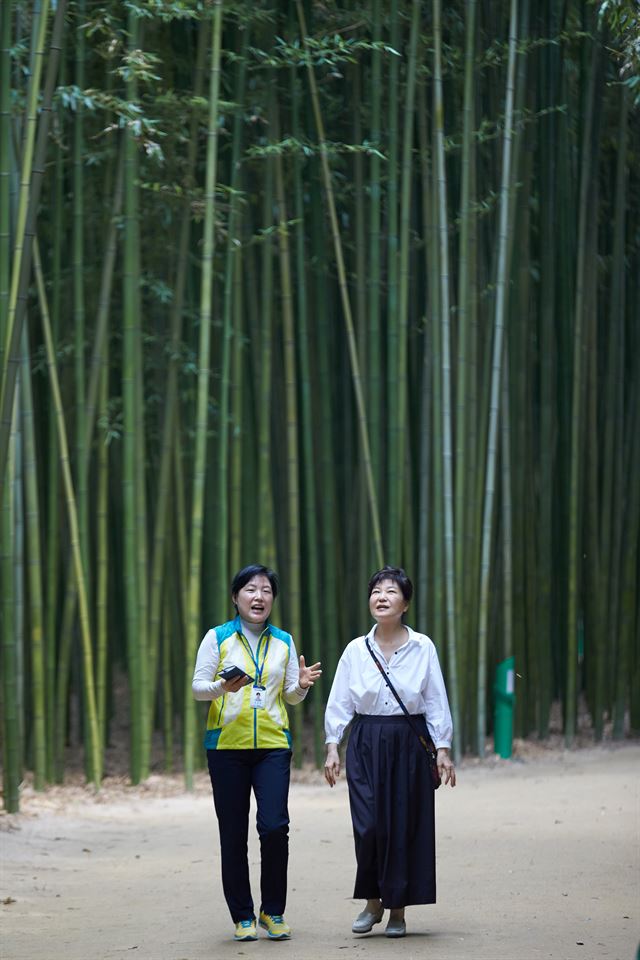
[234,918,257,941]
[258,912,291,940]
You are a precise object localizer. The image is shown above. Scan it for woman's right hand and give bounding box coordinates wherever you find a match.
[324,744,341,787]
[221,676,252,694]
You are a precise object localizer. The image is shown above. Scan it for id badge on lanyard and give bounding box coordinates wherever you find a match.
[240,631,269,710]
[249,685,267,709]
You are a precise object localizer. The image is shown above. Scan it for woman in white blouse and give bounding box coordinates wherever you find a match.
[324,565,455,939]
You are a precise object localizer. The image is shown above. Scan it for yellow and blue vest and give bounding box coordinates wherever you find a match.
[204,617,293,750]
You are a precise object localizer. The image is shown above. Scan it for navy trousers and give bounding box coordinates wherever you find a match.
[346,714,436,908]
[207,748,291,922]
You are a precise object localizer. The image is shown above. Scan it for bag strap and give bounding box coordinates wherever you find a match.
[364,636,437,758]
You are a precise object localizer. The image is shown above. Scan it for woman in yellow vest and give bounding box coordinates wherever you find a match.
[192,564,321,943]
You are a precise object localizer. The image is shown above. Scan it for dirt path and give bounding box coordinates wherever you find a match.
[2,744,638,960]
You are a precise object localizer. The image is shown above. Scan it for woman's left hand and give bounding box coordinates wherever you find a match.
[437,748,456,787]
[298,655,322,689]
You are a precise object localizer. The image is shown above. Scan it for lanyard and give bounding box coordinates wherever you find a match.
[238,630,270,685]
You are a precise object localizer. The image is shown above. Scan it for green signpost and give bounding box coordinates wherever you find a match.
[494,656,515,758]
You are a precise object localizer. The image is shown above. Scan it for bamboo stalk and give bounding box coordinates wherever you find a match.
[229,241,244,577]
[0,0,10,360]
[273,101,303,755]
[222,26,248,581]
[295,0,383,566]
[122,8,144,783]
[257,105,276,569]
[610,86,630,739]
[0,1,16,809]
[367,0,383,507]
[96,334,109,751]
[162,584,174,771]
[618,373,639,733]
[394,0,420,566]
[416,81,434,634]
[476,0,518,756]
[455,0,477,708]
[82,150,123,462]
[0,0,51,374]
[44,104,65,781]
[2,406,19,811]
[433,0,461,755]
[565,35,598,745]
[291,61,324,762]
[146,16,207,740]
[73,0,87,580]
[184,2,223,790]
[34,238,102,788]
[352,60,369,626]
[500,340,513,668]
[386,0,401,559]
[134,208,150,775]
[13,385,24,776]
[423,89,445,667]
[310,173,341,673]
[0,0,66,501]
[585,218,601,735]
[20,326,46,789]
[537,0,560,738]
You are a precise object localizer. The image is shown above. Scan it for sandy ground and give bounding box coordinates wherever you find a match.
[1,743,639,960]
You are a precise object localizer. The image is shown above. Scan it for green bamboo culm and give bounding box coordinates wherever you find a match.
[565,33,598,746]
[96,326,109,752]
[73,0,87,588]
[273,103,303,758]
[20,328,46,790]
[385,0,401,561]
[454,0,477,725]
[1,413,19,811]
[291,60,324,764]
[34,239,102,789]
[394,0,421,566]
[432,0,461,757]
[256,97,276,570]
[147,25,207,769]
[122,8,145,784]
[476,0,518,756]
[0,1,14,805]
[610,86,631,740]
[222,24,249,581]
[184,0,224,791]
[537,0,561,740]
[0,0,50,504]
[0,0,11,359]
[295,0,384,568]
[45,128,65,782]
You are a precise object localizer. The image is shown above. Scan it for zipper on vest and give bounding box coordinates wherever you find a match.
[216,695,225,727]
[253,701,257,748]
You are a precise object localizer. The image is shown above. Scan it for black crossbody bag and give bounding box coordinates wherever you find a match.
[365,637,441,790]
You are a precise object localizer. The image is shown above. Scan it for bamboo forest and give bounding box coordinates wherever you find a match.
[0,0,638,812]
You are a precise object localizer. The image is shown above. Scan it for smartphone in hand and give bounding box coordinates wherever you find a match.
[219,665,254,683]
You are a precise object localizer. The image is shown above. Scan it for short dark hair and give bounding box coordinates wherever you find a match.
[367,565,413,603]
[231,564,279,604]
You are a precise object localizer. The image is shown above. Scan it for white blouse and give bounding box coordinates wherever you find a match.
[324,625,453,748]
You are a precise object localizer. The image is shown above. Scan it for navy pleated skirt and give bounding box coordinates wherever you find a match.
[346,714,436,908]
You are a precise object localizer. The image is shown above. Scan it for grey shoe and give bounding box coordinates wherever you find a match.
[352,907,384,934]
[385,918,407,938]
